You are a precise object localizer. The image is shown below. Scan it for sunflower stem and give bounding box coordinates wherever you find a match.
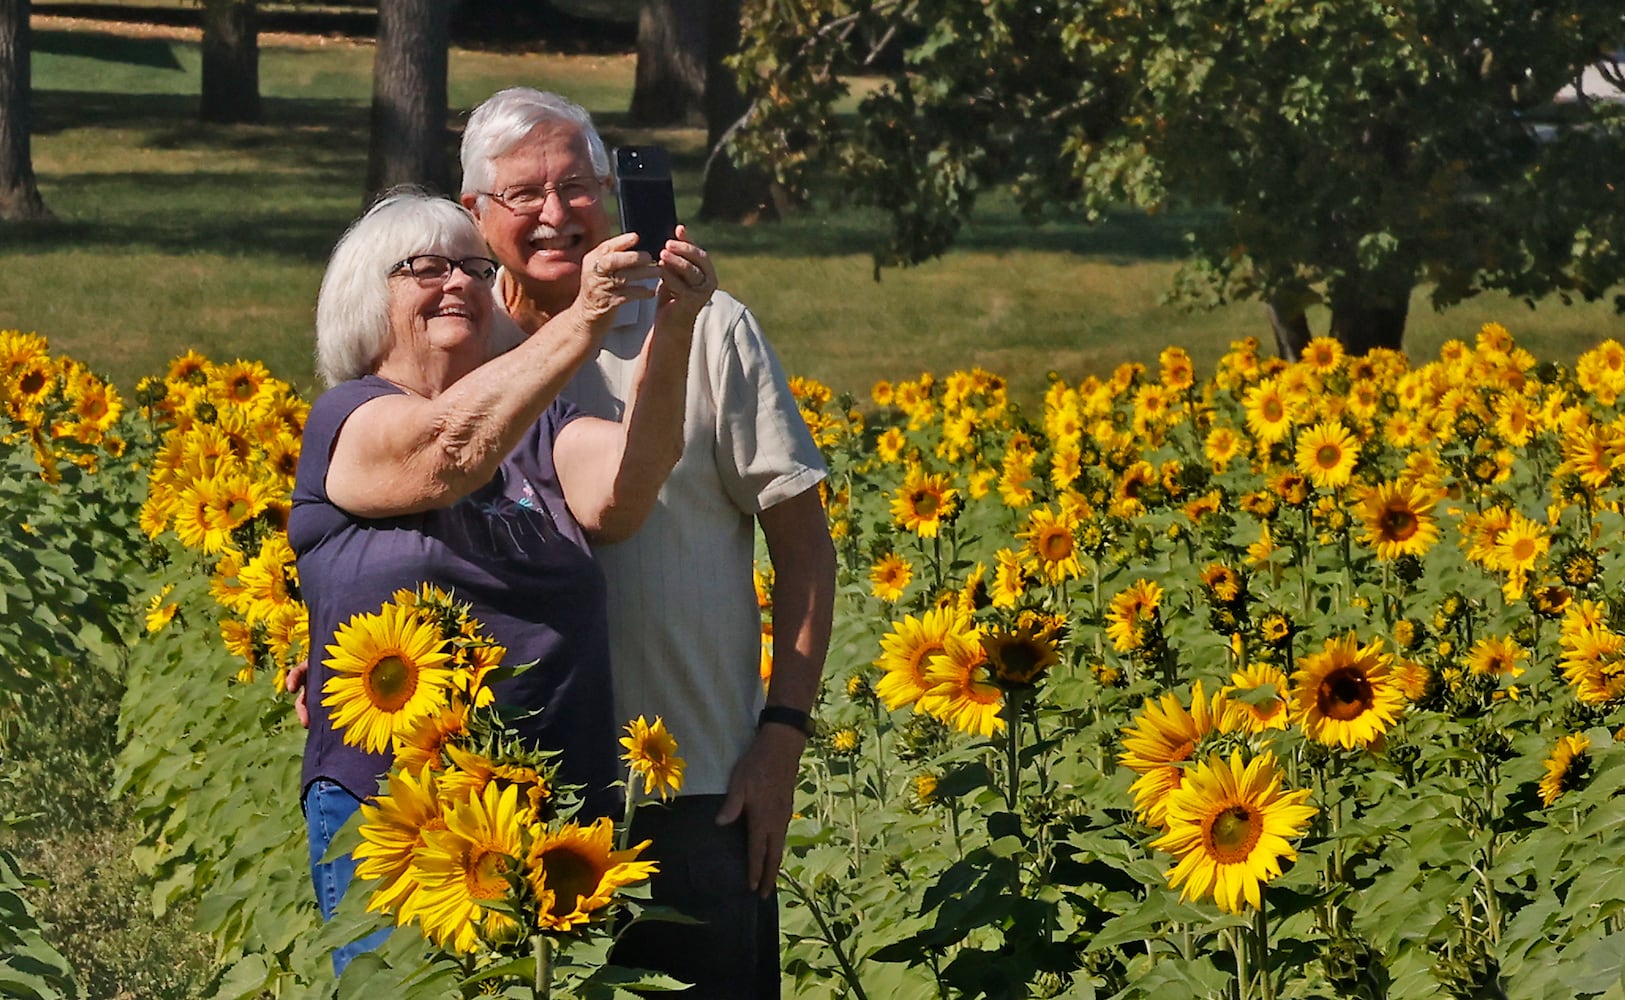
[1002,689,1025,812]
[1254,894,1274,1000]
[783,872,871,1000]
[1230,926,1252,1000]
[618,778,638,854]
[532,933,552,999]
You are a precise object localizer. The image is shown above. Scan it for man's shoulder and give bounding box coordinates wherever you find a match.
[693,287,753,338]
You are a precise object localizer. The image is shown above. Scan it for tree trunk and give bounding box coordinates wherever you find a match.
[697,0,777,223]
[1266,298,1311,363]
[0,0,47,221]
[630,0,706,126]
[366,0,452,201]
[1328,282,1410,356]
[199,0,260,124]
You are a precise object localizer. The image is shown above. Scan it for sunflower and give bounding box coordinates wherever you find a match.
[1290,633,1404,749]
[165,350,213,384]
[869,551,913,602]
[1490,512,1549,575]
[621,715,686,801]
[1018,505,1084,584]
[1300,336,1344,374]
[1294,421,1359,490]
[525,816,658,932]
[875,608,962,711]
[981,625,1062,689]
[1113,461,1158,516]
[394,703,471,774]
[145,585,178,633]
[990,547,1030,609]
[322,600,456,755]
[1357,481,1440,561]
[998,449,1037,508]
[1160,346,1196,392]
[891,467,957,538]
[211,359,272,407]
[1105,579,1164,653]
[1391,660,1430,699]
[1220,664,1290,734]
[1242,378,1293,445]
[1204,426,1243,471]
[1538,734,1591,807]
[354,764,445,915]
[236,535,298,624]
[405,782,530,953]
[919,625,1004,737]
[1152,751,1316,914]
[1558,618,1625,705]
[1119,681,1217,829]
[875,426,908,464]
[1466,636,1526,679]
[1200,563,1243,605]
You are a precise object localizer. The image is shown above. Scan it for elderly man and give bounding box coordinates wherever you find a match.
[459,88,836,997]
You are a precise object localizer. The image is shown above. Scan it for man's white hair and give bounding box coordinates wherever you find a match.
[314,188,487,387]
[460,88,612,200]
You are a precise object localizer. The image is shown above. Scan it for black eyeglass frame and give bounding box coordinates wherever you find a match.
[388,254,501,283]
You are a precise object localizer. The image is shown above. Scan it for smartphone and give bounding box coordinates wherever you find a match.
[614,145,680,258]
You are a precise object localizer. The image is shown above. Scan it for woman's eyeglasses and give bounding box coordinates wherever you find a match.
[389,254,500,283]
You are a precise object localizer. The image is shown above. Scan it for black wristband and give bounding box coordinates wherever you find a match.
[758,705,814,736]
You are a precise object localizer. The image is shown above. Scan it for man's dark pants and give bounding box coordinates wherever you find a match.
[612,794,780,998]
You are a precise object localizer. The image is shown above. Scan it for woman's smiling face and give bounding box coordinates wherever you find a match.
[382,242,497,380]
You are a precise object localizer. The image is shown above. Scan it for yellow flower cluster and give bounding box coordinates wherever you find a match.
[135,352,309,686]
[794,323,1625,920]
[0,329,127,481]
[329,587,661,956]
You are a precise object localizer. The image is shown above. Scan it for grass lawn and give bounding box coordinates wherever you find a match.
[5,18,1625,411]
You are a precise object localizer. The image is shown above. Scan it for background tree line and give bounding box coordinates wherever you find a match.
[3,0,1623,354]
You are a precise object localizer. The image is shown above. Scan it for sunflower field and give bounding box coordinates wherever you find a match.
[10,323,1625,998]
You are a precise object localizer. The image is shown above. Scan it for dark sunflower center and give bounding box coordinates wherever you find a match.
[367,654,417,712]
[539,847,601,916]
[1318,667,1373,721]
[994,641,1044,682]
[1315,444,1342,468]
[1208,805,1261,862]
[1380,507,1419,540]
[20,370,47,395]
[230,378,254,401]
[1040,529,1073,562]
[1263,399,1283,420]
[226,498,252,523]
[912,491,940,517]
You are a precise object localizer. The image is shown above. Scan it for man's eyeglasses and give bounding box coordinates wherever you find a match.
[477,177,602,214]
[389,254,499,283]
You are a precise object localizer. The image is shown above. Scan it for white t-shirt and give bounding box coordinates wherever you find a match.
[562,290,828,796]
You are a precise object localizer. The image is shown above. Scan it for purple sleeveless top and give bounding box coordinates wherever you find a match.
[290,376,617,815]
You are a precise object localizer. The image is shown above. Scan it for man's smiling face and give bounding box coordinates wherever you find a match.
[469,122,612,297]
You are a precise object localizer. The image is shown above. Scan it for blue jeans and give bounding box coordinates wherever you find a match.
[304,779,392,976]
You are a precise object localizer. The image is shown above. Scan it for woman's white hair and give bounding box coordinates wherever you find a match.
[460,87,611,199]
[314,187,487,387]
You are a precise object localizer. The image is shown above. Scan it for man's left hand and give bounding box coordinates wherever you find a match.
[714,722,808,897]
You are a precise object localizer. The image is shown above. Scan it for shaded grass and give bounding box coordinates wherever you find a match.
[0,655,215,1000]
[6,24,1625,412]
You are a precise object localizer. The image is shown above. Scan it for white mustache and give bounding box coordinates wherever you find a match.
[529,223,582,241]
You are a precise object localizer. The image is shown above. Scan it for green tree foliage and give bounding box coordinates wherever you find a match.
[733,0,1625,352]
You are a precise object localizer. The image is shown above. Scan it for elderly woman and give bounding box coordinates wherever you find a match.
[289,189,714,970]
